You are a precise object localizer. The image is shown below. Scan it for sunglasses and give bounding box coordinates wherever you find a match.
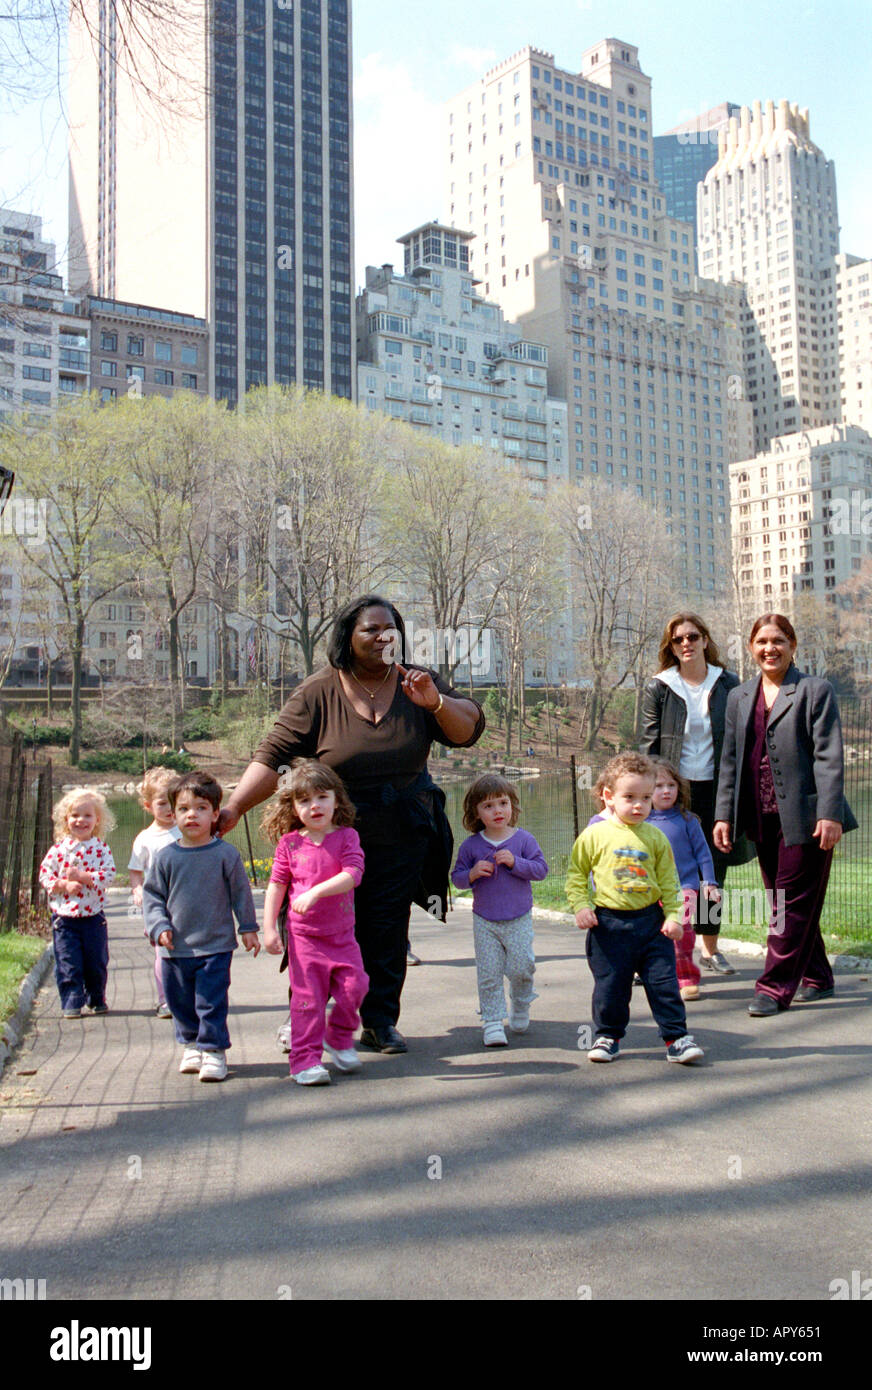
[672,632,702,644]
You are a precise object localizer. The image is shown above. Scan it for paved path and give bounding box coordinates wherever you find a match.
[1,893,870,1301]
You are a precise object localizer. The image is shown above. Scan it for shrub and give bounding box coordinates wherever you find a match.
[7,716,72,746]
[79,750,194,774]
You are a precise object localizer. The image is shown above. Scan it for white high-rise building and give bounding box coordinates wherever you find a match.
[443,40,751,600]
[698,101,841,453]
[836,253,872,432]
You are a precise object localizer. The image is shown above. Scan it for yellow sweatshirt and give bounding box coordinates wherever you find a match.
[565,819,681,918]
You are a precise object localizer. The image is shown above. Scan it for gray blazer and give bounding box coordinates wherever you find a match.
[714,664,858,848]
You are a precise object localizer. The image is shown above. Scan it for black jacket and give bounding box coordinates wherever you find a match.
[640,667,740,773]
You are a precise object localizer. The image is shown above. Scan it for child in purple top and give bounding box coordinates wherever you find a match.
[451,774,548,1047]
[649,759,721,1000]
[262,760,367,1086]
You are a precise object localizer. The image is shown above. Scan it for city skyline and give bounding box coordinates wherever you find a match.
[0,1,868,301]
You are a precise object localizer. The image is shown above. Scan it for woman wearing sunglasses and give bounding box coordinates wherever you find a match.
[641,612,754,975]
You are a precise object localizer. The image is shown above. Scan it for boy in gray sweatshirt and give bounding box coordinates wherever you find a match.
[143,772,260,1082]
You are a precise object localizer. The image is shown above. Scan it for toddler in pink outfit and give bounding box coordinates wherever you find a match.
[262,760,368,1086]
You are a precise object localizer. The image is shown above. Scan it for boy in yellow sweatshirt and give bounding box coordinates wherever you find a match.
[566,753,704,1064]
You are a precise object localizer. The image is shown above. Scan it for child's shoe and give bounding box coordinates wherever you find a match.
[482,1021,508,1047]
[89,1003,109,1014]
[156,1002,172,1019]
[680,985,700,1001]
[508,993,537,1032]
[179,1046,203,1073]
[293,1065,331,1085]
[276,1020,292,1052]
[199,1050,228,1082]
[666,1035,704,1064]
[323,1043,362,1072]
[587,1035,620,1062]
[62,1008,82,1019]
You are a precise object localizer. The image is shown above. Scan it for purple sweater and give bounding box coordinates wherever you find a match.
[646,807,716,889]
[451,828,548,922]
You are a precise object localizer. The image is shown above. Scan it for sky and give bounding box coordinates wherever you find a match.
[1,0,869,293]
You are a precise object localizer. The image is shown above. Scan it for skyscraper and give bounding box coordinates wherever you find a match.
[697,101,840,453]
[654,103,740,242]
[68,0,354,403]
[444,40,751,599]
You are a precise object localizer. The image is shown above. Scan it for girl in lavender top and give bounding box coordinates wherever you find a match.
[451,774,548,1048]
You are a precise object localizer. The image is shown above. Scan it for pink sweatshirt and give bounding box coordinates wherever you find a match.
[269,827,365,936]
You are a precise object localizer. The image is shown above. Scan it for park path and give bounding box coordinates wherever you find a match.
[0,893,870,1301]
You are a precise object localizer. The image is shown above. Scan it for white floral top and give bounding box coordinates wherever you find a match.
[39,836,116,917]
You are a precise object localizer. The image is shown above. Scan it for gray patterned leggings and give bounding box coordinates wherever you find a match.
[472,911,536,1022]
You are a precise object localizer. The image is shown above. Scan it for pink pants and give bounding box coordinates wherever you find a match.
[674,889,701,987]
[287,928,369,1073]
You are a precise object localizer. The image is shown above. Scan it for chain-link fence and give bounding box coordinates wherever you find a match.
[0,715,53,933]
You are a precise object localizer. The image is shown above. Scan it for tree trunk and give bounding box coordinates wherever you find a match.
[70,618,84,765]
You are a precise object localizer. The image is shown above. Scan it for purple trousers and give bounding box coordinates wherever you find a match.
[287,928,369,1073]
[754,814,834,1007]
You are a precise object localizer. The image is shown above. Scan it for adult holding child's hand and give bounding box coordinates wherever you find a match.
[217,594,485,1053]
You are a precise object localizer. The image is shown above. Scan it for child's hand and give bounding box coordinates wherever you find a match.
[469,859,495,882]
[66,866,87,884]
[241,932,261,957]
[493,848,515,869]
[575,908,598,930]
[79,871,96,890]
[661,919,683,940]
[702,884,722,902]
[157,929,174,949]
[132,885,143,908]
[66,878,86,896]
[291,888,320,915]
[263,927,284,956]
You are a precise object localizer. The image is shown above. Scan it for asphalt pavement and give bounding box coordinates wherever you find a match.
[0,891,870,1302]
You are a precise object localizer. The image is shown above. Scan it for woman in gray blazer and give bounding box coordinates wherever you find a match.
[713,614,857,1015]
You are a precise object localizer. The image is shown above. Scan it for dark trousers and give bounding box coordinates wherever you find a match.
[52,913,109,1011]
[753,814,834,1007]
[586,903,687,1042]
[354,832,429,1030]
[688,780,725,934]
[160,952,233,1052]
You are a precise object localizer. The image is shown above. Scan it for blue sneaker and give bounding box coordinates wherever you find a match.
[587,1036,619,1063]
[666,1035,704,1064]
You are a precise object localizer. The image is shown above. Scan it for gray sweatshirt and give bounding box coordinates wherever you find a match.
[143,838,258,957]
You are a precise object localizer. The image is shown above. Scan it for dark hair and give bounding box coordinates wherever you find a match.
[462,773,521,833]
[169,771,223,812]
[650,758,693,816]
[260,759,356,841]
[748,612,797,646]
[326,594,406,670]
[656,612,724,672]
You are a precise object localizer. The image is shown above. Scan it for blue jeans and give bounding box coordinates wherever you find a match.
[160,952,233,1052]
[52,913,109,1011]
[586,903,687,1042]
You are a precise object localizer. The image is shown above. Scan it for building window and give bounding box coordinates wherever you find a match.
[127,335,144,356]
[154,340,172,362]
[100,331,118,352]
[154,369,174,385]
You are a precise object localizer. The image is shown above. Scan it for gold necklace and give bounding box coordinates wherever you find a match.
[348,663,393,701]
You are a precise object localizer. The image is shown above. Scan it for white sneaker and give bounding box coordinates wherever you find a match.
[276,1021,292,1052]
[198,1050,228,1082]
[293,1065,331,1086]
[323,1043,362,1072]
[179,1046,202,1074]
[508,1000,532,1032]
[482,1021,508,1047]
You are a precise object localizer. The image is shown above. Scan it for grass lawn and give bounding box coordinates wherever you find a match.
[0,933,48,1026]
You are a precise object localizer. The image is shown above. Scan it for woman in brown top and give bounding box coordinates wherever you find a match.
[217,595,485,1053]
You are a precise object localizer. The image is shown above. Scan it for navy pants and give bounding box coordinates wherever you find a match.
[586,903,687,1043]
[160,952,233,1052]
[52,913,109,1012]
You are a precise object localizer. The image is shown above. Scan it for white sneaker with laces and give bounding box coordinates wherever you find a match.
[323,1043,362,1072]
[179,1046,202,1074]
[198,1050,228,1082]
[293,1065,331,1085]
[482,1021,508,1047]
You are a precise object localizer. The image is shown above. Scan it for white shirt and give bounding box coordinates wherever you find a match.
[128,823,182,874]
[654,664,722,781]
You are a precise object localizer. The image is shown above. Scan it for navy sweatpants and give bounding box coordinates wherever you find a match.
[52,912,109,1012]
[586,902,687,1043]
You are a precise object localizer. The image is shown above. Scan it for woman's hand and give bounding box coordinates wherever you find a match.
[216,805,241,837]
[395,663,441,711]
[813,819,843,852]
[712,821,733,853]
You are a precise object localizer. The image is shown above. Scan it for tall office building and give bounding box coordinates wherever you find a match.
[697,101,840,454]
[68,0,354,403]
[836,252,872,432]
[444,40,751,599]
[654,103,740,243]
